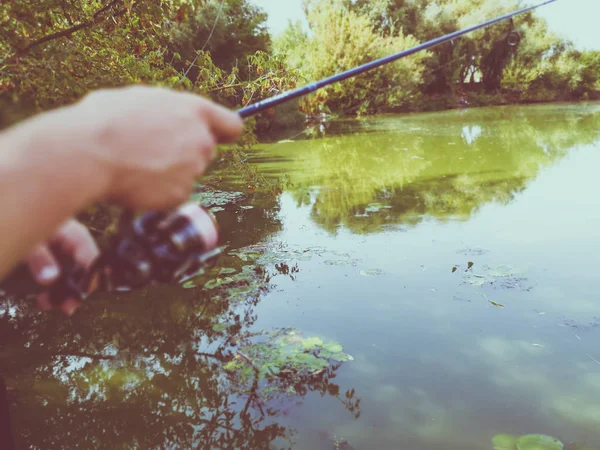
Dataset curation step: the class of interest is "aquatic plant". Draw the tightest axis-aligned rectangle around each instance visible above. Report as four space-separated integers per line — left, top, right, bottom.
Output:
492 433 565 450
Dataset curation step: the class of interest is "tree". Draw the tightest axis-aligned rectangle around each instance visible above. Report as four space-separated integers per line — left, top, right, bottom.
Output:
340 0 597 98
0 0 298 131
167 0 271 76
274 0 429 115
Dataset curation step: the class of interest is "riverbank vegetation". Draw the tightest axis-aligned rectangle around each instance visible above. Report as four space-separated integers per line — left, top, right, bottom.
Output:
2 0 598 132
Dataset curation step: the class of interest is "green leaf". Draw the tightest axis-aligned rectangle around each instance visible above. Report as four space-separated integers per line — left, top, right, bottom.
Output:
302 337 324 350
487 264 519 277
360 269 385 276
492 434 517 450
516 434 563 450
323 342 343 353
294 353 329 371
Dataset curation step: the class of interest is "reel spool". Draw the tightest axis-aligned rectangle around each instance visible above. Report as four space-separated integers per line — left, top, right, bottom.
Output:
46 202 223 306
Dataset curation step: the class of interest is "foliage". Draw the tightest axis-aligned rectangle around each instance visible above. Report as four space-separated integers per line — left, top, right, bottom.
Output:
275 0 599 114
167 0 271 74
0 0 301 133
274 0 429 115
503 49 600 102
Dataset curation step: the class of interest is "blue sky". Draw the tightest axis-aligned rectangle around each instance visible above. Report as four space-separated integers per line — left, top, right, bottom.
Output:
250 0 600 50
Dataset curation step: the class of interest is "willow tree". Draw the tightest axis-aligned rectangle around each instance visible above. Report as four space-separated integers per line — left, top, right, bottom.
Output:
336 0 596 97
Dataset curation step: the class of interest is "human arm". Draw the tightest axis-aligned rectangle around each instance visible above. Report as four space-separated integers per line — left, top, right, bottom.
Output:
0 85 243 280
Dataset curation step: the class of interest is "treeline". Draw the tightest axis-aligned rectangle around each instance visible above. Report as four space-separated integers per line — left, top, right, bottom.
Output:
1 0 599 132
274 0 600 115
0 0 302 138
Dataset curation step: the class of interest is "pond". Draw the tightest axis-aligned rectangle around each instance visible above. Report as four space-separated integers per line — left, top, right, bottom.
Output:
1 102 600 450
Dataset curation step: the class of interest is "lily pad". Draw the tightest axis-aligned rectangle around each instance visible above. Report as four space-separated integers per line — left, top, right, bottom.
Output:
294 353 330 371
493 434 518 450
302 337 324 350
323 342 344 353
517 434 563 450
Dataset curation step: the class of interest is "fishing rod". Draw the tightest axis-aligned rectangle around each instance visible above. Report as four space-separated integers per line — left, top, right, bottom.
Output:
1 0 558 308
238 0 558 118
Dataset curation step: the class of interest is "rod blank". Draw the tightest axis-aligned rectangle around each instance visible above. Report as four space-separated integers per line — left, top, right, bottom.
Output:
237 0 558 118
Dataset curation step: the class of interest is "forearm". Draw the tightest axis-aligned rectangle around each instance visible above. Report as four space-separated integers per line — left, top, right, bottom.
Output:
0 107 109 278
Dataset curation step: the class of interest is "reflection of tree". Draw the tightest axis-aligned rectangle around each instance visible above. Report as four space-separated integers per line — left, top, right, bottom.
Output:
0 217 359 449
263 105 600 234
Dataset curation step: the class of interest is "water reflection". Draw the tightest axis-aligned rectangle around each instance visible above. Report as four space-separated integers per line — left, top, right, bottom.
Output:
0 190 360 449
251 103 600 235
2 103 600 450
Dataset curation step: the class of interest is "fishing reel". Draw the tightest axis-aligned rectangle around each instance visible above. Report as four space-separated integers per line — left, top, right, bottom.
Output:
45 202 223 306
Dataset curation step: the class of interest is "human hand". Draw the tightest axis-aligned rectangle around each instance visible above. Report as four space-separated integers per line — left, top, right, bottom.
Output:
23 220 99 317
65 85 243 210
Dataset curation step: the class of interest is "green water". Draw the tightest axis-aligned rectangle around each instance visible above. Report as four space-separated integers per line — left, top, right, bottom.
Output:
2 102 600 449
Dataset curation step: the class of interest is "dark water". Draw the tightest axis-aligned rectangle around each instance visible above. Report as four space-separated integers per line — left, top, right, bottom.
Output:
1 102 600 449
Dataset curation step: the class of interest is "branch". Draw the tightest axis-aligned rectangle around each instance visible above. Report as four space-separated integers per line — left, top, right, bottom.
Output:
20 0 125 54
56 351 116 361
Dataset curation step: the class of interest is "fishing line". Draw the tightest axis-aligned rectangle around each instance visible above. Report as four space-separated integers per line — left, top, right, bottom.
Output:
181 0 226 82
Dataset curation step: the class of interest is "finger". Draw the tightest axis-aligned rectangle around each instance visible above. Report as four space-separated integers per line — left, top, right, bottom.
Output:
60 298 83 317
37 293 82 317
191 123 217 168
52 220 100 269
196 99 244 144
176 203 220 250
24 244 60 286
36 292 54 311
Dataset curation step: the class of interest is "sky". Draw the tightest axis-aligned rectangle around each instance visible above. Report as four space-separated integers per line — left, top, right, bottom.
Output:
250 0 600 50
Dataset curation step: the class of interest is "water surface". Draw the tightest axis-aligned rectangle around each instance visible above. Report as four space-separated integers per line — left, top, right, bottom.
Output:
2 102 600 449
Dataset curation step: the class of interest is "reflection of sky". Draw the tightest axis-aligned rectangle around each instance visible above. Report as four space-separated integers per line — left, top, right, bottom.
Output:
250 106 600 449
461 125 483 145
250 0 600 50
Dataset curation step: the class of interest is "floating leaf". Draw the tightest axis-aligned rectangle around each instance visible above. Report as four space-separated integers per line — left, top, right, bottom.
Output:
487 264 519 277
468 277 486 286
360 269 385 276
182 281 197 289
452 266 457 273
468 262 474 269
219 268 237 275
323 342 343 353
489 301 505 308
493 434 518 450
327 352 353 362
294 353 329 371
516 434 563 450
325 260 351 266
302 337 324 350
